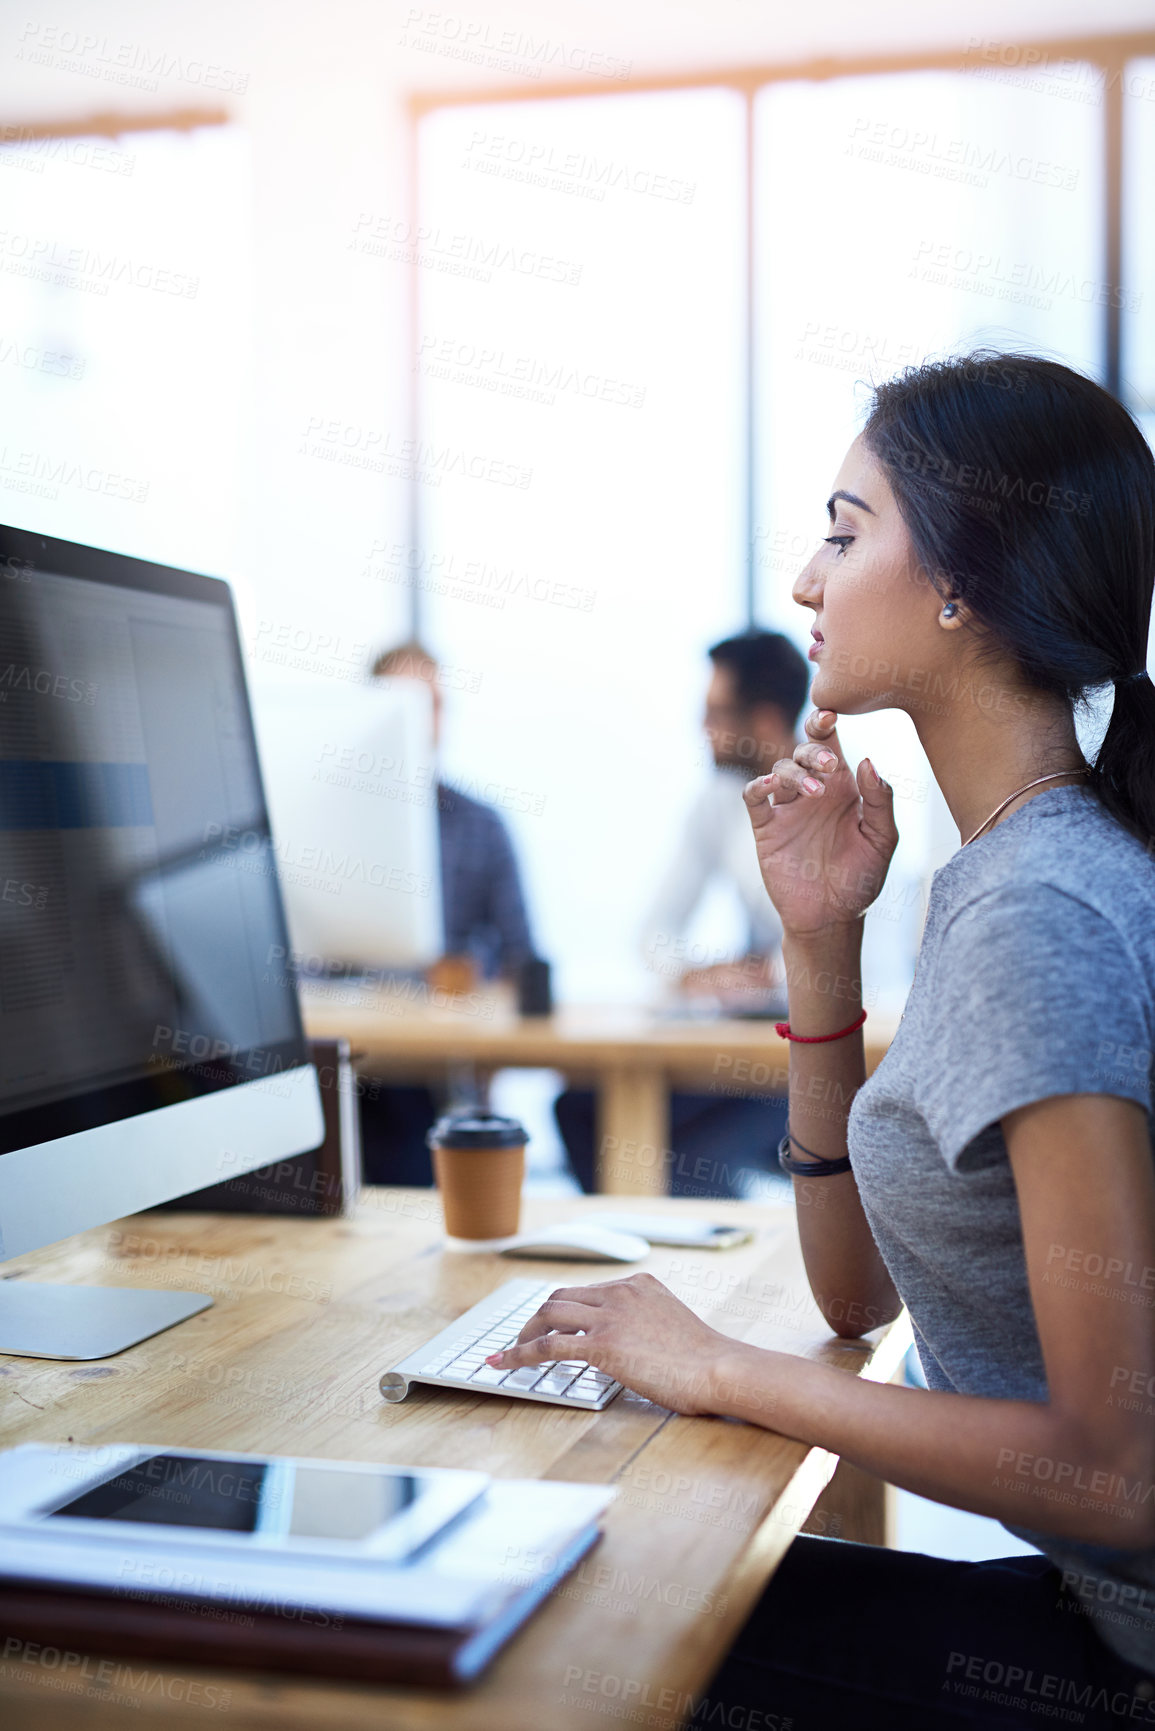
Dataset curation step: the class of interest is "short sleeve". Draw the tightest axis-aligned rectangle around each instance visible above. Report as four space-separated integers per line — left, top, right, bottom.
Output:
914 884 1153 1171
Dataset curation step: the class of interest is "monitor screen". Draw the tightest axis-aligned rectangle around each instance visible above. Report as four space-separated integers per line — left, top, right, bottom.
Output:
0 529 309 1157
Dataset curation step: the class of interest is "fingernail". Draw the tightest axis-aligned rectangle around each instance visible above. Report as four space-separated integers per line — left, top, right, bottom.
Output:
486 1353 505 1365
819 710 835 724
762 774 776 785
818 751 836 768
803 776 823 794
863 757 880 785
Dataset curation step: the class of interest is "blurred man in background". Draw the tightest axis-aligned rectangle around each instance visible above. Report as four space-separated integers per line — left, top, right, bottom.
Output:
641 629 808 1002
556 629 809 1198
371 642 535 980
360 640 537 1183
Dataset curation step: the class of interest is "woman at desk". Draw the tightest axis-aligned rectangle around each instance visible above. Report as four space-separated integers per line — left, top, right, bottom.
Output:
488 353 1155 1726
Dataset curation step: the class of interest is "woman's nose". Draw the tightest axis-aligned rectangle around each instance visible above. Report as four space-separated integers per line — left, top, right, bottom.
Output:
792 556 822 610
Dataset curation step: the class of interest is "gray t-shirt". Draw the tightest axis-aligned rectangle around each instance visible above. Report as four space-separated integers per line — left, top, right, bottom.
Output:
850 784 1155 1671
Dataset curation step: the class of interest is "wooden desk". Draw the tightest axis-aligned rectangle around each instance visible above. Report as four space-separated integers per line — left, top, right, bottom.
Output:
0 1191 910 1731
303 987 897 1194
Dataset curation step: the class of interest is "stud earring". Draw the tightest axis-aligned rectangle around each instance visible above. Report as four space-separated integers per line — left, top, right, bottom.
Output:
942 601 959 619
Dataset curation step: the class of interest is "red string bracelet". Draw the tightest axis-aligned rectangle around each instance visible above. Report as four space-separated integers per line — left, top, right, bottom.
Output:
774 1008 867 1044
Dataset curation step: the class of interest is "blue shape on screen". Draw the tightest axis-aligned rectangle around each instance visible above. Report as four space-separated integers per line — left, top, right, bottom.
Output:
0 761 154 828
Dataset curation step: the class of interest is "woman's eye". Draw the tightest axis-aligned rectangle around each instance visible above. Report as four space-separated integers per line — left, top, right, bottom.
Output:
824 535 854 556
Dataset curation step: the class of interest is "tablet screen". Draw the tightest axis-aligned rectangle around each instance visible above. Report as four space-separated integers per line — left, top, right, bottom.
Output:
47 1453 422 1543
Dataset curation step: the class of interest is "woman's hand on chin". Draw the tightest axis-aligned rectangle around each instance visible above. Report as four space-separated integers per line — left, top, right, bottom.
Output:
485 1272 769 1418
742 707 899 937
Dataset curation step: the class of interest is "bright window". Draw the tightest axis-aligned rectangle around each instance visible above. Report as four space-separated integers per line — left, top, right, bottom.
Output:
1123 58 1155 454
416 90 747 1000
754 66 1105 992
0 125 251 580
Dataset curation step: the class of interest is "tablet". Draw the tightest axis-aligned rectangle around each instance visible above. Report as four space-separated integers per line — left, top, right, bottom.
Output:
6 1444 488 1566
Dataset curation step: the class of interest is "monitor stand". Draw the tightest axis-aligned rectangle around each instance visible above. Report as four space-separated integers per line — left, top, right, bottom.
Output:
0 1284 213 1360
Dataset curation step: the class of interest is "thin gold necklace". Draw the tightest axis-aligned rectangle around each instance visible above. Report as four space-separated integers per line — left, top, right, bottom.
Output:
961 768 1089 848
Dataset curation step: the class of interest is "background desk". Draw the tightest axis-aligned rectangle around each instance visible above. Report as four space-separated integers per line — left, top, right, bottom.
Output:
303 987 898 1193
0 1191 909 1731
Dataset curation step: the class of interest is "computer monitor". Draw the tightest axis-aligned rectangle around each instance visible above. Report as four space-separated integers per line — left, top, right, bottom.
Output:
0 526 324 1359
251 681 443 972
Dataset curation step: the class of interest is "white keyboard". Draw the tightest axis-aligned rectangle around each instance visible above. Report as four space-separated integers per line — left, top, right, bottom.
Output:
378 1278 623 1409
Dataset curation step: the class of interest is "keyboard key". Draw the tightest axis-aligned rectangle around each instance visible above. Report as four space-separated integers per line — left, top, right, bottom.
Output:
501 1367 546 1391
469 1365 510 1386
572 1372 613 1394
535 1369 580 1395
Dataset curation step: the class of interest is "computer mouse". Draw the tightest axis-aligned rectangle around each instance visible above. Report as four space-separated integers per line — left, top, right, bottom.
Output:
500 1223 650 1263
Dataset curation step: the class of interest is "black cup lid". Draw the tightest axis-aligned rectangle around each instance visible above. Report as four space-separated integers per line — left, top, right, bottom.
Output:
427 1112 527 1150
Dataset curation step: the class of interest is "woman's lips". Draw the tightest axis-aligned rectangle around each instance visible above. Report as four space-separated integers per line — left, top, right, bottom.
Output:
808 631 824 661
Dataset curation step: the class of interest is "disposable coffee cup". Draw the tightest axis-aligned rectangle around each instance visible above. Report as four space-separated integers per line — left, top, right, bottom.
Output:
427 1112 526 1242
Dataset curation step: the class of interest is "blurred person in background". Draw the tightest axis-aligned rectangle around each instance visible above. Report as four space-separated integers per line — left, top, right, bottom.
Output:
359 640 537 1184
641 629 809 1002
555 629 809 1198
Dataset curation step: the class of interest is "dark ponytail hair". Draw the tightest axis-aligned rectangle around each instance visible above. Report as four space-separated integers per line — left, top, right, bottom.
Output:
863 352 1155 850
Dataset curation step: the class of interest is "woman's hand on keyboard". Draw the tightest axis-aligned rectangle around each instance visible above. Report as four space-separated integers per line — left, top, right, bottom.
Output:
486 1273 769 1417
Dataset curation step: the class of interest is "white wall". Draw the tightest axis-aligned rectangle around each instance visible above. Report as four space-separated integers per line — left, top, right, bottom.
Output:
1 2 419 673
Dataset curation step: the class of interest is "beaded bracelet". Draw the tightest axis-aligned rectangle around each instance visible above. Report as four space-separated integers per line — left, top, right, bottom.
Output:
777 1132 853 1179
